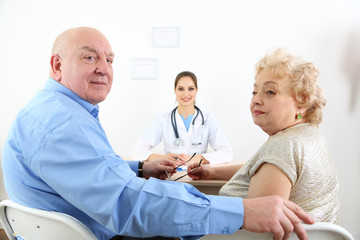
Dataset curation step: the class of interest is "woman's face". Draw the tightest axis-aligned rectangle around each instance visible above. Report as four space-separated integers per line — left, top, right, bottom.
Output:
250 69 302 135
175 76 198 107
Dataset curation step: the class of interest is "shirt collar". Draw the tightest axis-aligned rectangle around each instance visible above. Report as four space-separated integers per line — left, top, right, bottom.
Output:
44 77 99 118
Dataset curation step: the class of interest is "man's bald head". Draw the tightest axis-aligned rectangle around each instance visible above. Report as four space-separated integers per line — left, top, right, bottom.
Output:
49 27 114 105
51 27 108 57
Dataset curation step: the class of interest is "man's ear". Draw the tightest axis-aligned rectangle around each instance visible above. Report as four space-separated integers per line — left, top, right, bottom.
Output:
49 54 62 81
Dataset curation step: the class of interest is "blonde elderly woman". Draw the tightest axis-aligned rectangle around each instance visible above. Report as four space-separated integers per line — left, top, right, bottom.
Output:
188 48 340 223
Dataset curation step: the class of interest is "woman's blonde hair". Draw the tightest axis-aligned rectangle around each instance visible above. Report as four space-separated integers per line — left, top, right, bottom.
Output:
255 48 326 126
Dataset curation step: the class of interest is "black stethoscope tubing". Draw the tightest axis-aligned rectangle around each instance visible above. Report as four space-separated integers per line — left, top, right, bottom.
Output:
171 105 204 140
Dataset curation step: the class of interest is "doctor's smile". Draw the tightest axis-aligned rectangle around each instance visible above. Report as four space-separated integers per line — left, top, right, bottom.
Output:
181 98 192 102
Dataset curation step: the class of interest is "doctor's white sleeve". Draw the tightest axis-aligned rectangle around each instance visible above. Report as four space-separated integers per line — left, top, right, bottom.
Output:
129 116 163 160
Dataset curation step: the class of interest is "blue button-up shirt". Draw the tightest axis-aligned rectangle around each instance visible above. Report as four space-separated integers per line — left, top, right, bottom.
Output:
2 78 244 240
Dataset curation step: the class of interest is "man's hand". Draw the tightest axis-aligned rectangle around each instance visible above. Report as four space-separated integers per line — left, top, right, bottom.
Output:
242 196 315 240
142 159 177 180
147 153 183 164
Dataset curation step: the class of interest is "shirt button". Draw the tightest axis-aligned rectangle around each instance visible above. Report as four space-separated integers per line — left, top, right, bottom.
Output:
222 227 228 234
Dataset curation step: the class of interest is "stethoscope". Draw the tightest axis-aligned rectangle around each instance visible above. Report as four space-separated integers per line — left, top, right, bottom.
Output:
171 105 204 146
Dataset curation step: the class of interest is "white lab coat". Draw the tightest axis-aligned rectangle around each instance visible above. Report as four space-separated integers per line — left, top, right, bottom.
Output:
130 108 233 165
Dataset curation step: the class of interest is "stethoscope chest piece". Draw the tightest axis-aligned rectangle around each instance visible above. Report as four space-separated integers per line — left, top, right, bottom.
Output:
174 138 184 146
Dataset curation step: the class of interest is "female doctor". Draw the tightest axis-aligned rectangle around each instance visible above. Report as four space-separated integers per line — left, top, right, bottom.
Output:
130 71 233 166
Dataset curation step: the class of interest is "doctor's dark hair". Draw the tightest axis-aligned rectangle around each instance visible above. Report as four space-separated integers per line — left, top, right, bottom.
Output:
174 71 198 89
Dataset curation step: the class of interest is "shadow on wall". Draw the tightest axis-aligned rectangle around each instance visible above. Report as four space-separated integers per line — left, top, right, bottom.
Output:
342 29 360 113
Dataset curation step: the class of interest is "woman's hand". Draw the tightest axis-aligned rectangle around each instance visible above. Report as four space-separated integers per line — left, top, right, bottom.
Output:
187 162 243 180
187 163 213 180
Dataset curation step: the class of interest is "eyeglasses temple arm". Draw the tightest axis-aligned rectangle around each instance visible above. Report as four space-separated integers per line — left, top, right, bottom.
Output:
173 159 203 181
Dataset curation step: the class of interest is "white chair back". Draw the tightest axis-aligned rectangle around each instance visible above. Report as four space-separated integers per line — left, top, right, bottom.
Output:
200 222 355 240
0 199 97 240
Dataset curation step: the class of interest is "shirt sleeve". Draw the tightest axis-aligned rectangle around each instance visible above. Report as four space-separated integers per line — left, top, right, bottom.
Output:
202 113 233 165
32 116 244 238
248 138 298 186
126 160 139 175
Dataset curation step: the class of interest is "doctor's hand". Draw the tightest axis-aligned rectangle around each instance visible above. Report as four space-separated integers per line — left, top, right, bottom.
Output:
179 153 209 166
147 153 183 164
142 160 177 180
187 163 214 180
242 196 314 240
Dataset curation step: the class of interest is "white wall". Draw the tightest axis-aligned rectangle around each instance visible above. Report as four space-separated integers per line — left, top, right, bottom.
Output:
1 0 359 238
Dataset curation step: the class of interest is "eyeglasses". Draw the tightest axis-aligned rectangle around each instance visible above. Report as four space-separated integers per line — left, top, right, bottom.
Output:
165 153 195 180
166 159 203 181
173 159 203 181
173 153 196 171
